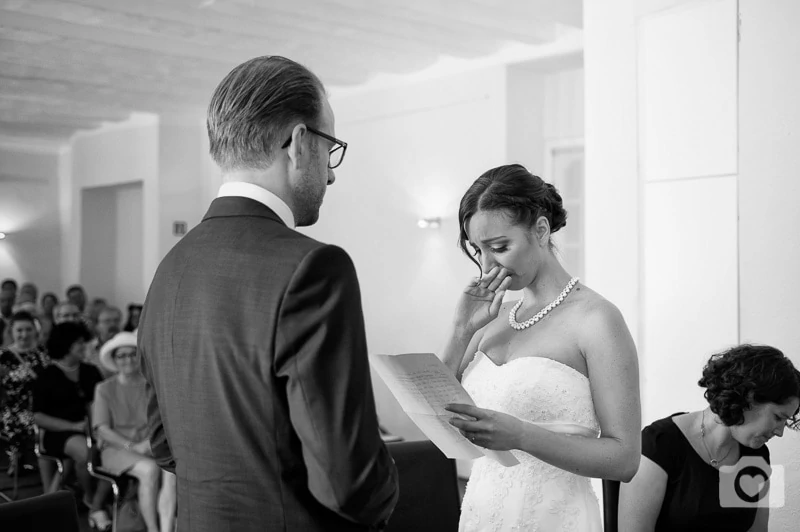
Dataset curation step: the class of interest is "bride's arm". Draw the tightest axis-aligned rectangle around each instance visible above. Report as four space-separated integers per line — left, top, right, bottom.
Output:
438 266 511 381
520 300 640 481
439 325 484 382
448 299 641 482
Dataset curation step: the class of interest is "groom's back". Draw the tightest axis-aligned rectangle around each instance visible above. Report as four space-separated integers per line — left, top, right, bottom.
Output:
139 198 384 531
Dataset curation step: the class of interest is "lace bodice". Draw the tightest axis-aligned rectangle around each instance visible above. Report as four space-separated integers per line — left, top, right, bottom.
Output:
459 351 602 531
463 351 600 433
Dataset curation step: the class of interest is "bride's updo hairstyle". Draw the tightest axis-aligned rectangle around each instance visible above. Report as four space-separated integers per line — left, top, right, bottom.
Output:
699 344 800 429
458 164 567 269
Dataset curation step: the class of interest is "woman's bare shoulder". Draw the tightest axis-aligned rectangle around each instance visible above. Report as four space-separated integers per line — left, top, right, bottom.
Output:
571 284 622 318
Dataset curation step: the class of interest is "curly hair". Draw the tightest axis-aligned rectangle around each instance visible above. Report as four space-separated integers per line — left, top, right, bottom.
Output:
46 321 92 361
699 344 800 429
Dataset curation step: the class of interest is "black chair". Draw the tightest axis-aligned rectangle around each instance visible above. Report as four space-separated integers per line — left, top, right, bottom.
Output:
602 479 621 532
0 435 20 502
385 440 460 532
0 491 81 532
86 432 129 532
32 425 72 494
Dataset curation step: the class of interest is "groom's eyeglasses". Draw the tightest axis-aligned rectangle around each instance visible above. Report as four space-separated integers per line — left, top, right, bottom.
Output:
281 126 348 169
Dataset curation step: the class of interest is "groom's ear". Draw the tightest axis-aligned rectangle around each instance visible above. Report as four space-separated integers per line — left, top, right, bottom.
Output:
285 123 309 171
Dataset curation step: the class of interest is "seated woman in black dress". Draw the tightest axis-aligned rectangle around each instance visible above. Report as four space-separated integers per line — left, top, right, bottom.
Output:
32 322 112 530
619 344 800 531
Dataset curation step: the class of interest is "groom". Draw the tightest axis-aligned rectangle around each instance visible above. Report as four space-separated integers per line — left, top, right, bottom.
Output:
138 56 399 531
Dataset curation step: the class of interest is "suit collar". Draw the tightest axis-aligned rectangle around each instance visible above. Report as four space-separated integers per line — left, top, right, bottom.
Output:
216 182 295 228
202 196 287 226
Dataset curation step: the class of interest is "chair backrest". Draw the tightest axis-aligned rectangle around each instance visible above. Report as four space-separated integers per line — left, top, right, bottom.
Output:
86 432 103 472
32 424 47 457
384 440 461 532
602 479 621 532
0 491 81 532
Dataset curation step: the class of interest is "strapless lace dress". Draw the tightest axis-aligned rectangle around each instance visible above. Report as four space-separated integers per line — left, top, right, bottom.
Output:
459 351 602 532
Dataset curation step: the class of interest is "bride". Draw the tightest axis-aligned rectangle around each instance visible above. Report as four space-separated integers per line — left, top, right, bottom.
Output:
441 164 641 531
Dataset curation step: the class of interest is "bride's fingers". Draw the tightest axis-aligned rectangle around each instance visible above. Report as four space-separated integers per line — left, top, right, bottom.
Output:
486 268 509 292
478 266 498 288
489 277 513 315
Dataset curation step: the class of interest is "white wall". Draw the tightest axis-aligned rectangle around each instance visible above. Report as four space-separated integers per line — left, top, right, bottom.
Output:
78 182 144 307
638 0 740 423
68 114 159 303
543 67 585 142
80 185 117 302
0 145 62 294
114 183 144 307
66 112 213 306
157 118 212 260
583 0 641 349
739 0 800 526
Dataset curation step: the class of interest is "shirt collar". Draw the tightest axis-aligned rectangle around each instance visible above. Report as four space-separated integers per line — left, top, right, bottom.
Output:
216 182 295 228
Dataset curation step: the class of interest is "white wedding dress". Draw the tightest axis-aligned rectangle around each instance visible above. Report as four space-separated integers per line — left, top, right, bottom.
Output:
459 351 603 532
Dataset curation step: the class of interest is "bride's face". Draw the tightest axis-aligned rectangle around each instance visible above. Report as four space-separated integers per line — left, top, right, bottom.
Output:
466 210 543 290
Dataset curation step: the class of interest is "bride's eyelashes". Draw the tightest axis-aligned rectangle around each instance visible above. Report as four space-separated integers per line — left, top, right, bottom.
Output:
469 244 508 256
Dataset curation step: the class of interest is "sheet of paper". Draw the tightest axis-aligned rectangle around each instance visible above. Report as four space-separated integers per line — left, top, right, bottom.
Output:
371 353 519 467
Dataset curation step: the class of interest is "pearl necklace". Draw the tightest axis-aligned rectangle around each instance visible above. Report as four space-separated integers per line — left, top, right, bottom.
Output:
508 277 580 331
700 410 733 468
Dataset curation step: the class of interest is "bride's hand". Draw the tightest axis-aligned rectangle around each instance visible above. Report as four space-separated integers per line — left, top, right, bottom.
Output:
445 403 525 451
453 267 512 333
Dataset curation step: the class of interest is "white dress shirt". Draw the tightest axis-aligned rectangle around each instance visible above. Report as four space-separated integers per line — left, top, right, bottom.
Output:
217 182 295 229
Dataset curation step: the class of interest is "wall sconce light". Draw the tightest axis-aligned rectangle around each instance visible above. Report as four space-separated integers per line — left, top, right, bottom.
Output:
0 232 6 240
417 217 441 229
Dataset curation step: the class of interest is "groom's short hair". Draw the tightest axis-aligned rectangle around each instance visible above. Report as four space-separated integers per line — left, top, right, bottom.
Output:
207 56 326 172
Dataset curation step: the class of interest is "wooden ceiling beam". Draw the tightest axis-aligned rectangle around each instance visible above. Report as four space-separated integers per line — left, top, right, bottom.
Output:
0 120 90 136
0 101 131 123
0 9 248 64
0 39 229 87
58 0 438 57
328 0 556 45
211 0 498 57
0 75 209 110
464 0 582 28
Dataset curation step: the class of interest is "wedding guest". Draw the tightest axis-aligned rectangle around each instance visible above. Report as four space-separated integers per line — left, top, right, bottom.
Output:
123 304 142 333
0 311 49 475
41 293 58 318
17 282 38 307
0 288 14 346
32 322 111 530
94 332 176 532
87 306 122 378
65 284 87 314
87 298 108 330
619 344 800 531
39 292 59 342
1 278 18 299
54 302 82 325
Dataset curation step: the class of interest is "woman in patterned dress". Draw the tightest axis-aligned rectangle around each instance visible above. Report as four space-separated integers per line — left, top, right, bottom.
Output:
0 311 49 474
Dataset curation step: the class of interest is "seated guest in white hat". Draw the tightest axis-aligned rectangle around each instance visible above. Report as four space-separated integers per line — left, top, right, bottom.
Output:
93 332 176 532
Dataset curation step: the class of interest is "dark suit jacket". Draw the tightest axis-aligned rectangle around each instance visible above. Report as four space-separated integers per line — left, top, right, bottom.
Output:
138 196 399 531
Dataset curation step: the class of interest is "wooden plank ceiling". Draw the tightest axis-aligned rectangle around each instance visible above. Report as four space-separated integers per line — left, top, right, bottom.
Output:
0 0 581 144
